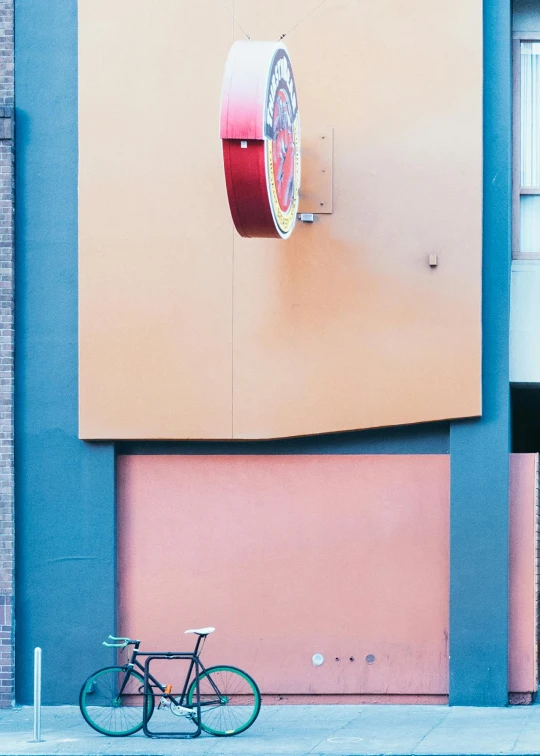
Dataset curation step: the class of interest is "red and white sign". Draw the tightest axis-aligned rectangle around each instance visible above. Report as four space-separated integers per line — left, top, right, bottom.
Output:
221 41 301 239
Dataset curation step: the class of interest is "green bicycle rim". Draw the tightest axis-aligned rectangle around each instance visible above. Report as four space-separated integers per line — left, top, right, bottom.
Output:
79 666 153 737
187 665 261 736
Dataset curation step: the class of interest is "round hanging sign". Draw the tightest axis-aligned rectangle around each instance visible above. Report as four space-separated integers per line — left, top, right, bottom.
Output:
220 41 301 239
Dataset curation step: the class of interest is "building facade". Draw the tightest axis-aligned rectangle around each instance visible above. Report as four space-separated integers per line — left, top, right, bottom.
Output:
0 0 13 709
5 0 540 708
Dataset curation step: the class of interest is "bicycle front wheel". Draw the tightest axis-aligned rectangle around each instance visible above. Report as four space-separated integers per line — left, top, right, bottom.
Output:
187 665 261 736
79 666 154 736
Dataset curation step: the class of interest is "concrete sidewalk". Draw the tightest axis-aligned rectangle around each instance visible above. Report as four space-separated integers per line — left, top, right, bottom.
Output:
2 704 540 756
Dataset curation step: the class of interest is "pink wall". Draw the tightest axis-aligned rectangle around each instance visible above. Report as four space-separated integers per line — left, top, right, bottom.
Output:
118 454 539 698
509 454 538 693
118 455 450 696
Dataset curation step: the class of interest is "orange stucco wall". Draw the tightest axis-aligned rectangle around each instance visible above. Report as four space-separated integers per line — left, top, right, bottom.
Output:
118 454 538 698
78 0 482 440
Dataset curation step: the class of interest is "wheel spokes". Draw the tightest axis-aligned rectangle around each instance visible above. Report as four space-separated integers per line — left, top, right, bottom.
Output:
190 667 259 735
81 668 152 736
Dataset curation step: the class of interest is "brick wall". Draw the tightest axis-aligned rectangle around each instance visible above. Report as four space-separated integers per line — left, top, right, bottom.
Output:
0 0 14 708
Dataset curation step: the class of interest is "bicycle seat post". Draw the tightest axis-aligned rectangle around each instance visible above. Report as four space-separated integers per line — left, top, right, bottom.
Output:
193 634 203 657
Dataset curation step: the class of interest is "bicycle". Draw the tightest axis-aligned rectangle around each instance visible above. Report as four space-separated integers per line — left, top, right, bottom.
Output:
79 627 261 738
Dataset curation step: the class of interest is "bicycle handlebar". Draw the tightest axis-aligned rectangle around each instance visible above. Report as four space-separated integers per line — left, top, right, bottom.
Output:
102 634 140 649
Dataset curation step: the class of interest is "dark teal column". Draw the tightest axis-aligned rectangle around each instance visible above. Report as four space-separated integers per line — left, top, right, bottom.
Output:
449 0 512 706
15 0 116 703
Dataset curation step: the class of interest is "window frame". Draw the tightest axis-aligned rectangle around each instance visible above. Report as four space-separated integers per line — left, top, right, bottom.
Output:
513 32 540 259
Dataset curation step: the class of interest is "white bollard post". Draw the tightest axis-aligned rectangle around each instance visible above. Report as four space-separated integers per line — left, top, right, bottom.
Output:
33 647 42 742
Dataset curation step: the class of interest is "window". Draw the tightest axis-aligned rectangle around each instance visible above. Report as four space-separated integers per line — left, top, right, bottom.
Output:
514 38 540 258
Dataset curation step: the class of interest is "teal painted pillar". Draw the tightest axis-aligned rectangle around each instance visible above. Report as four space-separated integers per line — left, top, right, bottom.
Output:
15 0 117 703
449 0 512 706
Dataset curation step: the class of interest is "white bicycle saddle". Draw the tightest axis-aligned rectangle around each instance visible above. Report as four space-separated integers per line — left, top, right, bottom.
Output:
184 627 215 636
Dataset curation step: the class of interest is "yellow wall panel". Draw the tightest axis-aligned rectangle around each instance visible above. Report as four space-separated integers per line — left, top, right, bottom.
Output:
79 0 482 440
232 0 482 437
78 1 234 439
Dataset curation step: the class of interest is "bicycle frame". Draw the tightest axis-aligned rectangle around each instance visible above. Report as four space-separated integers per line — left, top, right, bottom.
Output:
117 635 222 709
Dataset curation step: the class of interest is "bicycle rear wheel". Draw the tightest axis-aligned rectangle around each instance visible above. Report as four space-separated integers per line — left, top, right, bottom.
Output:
79 666 154 736
187 665 261 736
